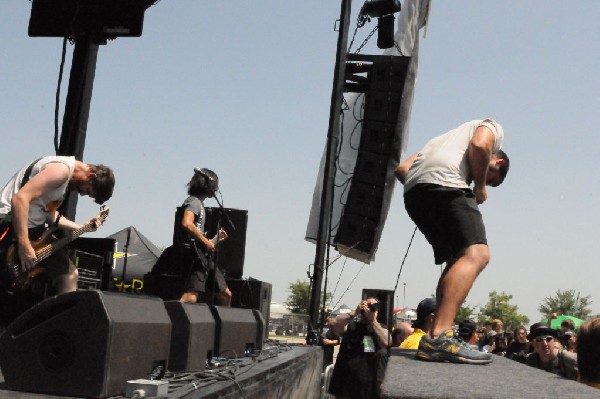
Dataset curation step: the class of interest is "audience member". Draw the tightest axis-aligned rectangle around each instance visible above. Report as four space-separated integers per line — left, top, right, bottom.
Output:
525 322 577 380
400 298 436 350
391 322 413 347
458 319 480 349
505 325 530 363
489 318 508 355
322 317 341 369
576 318 600 389
478 320 493 351
328 298 389 398
559 319 576 351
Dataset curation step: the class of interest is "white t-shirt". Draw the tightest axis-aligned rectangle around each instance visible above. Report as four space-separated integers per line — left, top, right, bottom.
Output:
0 156 76 227
403 119 504 192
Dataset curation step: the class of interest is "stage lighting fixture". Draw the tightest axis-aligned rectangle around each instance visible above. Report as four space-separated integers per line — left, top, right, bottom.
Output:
359 0 401 50
377 14 395 49
360 0 401 19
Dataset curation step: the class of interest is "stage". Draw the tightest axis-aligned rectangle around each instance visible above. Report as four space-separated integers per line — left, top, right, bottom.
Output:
0 341 322 399
382 348 600 398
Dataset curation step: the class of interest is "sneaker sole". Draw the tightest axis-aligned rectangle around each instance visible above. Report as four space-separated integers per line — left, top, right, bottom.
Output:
416 350 493 365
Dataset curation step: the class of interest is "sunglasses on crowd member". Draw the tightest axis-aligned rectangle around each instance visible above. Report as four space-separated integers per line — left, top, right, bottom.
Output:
534 336 554 343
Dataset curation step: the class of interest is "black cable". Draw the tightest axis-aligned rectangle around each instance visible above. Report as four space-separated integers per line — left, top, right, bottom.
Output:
54 37 68 153
391 226 418 301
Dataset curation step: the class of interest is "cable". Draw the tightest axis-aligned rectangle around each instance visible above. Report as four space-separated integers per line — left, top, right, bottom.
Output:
54 37 68 153
391 226 418 300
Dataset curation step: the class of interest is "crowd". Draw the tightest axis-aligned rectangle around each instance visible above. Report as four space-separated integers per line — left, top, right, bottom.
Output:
322 297 600 398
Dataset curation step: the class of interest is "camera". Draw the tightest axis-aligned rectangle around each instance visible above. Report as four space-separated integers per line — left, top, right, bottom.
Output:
367 302 380 312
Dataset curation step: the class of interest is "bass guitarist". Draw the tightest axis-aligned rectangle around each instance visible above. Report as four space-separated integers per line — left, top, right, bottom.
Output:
0 156 115 295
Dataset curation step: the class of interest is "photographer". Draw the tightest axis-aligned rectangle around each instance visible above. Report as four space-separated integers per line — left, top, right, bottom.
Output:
328 298 389 399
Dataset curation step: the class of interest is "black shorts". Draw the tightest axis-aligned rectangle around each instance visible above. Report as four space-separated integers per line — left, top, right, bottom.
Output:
404 184 487 264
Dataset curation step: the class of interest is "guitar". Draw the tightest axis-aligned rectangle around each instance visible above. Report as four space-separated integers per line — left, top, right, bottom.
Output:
3 207 109 293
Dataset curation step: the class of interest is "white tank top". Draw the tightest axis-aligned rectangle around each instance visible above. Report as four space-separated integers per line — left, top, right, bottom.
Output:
0 156 76 227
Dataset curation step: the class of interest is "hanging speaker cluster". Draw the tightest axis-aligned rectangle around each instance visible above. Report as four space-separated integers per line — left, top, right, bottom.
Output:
28 0 148 38
335 54 410 262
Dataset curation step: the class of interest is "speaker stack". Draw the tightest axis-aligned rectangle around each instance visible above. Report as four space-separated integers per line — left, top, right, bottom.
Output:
209 306 262 359
0 290 171 398
226 278 272 338
205 207 248 279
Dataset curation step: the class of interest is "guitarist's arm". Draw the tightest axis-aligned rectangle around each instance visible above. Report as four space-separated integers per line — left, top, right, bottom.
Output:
181 210 215 252
11 163 71 271
48 210 100 232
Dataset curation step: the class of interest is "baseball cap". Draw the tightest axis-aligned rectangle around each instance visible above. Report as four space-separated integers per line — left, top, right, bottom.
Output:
416 297 437 322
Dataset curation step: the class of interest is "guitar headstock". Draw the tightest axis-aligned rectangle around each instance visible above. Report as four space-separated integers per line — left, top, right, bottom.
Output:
96 206 110 226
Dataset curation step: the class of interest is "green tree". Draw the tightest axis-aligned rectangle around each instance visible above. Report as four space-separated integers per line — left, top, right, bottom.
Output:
282 279 331 315
285 280 314 314
538 289 592 320
478 291 529 330
455 303 478 324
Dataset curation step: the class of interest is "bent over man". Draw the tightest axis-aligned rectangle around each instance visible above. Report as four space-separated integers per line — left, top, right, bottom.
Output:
0 156 114 294
395 119 509 364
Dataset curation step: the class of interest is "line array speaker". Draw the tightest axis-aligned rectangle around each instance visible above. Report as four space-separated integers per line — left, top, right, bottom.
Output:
336 55 410 262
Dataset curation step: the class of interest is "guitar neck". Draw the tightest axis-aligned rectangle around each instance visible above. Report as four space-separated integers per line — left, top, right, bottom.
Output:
35 222 95 264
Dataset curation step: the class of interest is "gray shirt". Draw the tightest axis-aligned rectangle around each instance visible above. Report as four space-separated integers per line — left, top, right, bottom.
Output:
404 119 504 193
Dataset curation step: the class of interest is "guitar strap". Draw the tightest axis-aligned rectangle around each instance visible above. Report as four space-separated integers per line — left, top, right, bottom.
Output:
0 158 42 252
20 158 42 189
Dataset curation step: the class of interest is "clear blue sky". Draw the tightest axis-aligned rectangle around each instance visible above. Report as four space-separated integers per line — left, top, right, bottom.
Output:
2 1 599 324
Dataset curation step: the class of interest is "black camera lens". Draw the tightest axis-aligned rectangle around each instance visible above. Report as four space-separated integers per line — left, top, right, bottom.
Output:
367 302 380 311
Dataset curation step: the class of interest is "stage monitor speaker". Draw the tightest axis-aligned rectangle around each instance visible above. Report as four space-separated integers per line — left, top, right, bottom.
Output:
252 309 266 350
226 278 271 339
71 237 116 290
0 290 171 398
205 208 247 279
209 306 258 358
74 250 105 290
29 0 146 38
164 301 215 371
362 288 394 330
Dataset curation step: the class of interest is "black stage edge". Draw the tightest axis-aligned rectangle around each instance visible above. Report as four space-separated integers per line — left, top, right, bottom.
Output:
0 340 322 399
382 348 600 398
171 346 322 399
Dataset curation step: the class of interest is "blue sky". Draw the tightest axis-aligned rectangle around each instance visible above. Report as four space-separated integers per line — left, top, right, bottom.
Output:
2 1 599 324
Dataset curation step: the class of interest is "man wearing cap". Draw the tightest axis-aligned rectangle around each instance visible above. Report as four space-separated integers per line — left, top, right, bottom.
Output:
400 297 436 349
525 322 577 379
396 119 509 364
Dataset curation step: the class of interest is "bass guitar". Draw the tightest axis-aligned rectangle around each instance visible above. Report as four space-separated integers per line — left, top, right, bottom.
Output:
3 206 109 293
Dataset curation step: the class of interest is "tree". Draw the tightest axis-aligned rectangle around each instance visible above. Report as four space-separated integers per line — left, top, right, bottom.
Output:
285 279 331 315
478 291 529 330
455 303 478 324
538 289 592 320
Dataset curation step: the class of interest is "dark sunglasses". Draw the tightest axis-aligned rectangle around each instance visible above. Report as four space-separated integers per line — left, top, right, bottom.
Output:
535 336 554 343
